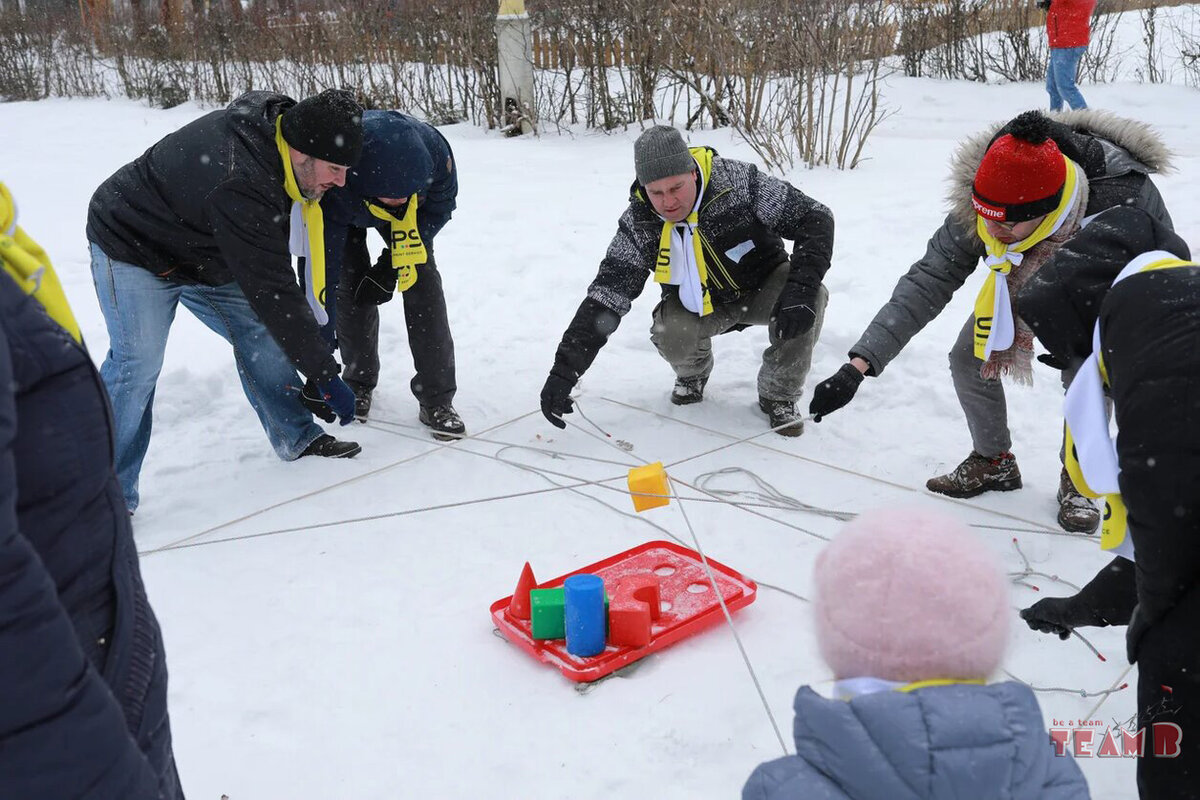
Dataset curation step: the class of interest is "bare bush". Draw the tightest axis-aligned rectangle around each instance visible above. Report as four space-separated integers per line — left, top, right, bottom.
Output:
1081 0 1131 82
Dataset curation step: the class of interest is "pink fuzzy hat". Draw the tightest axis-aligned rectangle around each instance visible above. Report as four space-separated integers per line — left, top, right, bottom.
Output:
814 507 1009 682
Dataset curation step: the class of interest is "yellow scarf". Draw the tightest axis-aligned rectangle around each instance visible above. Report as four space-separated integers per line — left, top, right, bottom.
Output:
972 157 1080 361
897 678 985 693
0 182 81 344
275 117 328 326
366 195 425 292
1064 252 1197 558
652 147 714 317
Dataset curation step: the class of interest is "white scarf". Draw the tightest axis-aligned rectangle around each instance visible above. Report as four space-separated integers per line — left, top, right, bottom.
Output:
659 169 707 314
1063 249 1194 561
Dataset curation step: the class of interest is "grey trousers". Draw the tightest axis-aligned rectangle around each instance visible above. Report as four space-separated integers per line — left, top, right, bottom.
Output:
649 262 828 402
948 315 1080 459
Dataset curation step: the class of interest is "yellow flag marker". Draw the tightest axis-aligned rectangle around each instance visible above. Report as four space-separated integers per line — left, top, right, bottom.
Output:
628 462 670 512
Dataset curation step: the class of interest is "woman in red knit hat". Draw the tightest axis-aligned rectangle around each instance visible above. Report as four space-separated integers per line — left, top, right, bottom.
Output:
807 109 1174 533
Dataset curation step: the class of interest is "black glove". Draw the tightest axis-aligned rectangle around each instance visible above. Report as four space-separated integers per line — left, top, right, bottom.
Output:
808 363 865 422
299 378 338 423
1036 352 1069 370
770 280 820 340
540 371 576 429
1037 0 1051 9
354 263 400 306
1020 595 1108 640
315 376 356 426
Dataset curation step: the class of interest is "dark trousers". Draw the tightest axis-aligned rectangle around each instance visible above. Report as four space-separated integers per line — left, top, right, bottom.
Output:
1135 580 1200 799
335 227 457 408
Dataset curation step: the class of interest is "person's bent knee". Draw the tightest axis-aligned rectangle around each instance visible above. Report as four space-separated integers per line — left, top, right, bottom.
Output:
651 317 702 362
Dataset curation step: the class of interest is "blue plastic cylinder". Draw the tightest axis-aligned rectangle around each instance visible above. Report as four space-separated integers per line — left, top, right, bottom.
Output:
564 573 606 657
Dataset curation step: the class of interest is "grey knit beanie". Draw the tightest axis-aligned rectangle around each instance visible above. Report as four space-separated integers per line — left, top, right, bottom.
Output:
634 126 695 186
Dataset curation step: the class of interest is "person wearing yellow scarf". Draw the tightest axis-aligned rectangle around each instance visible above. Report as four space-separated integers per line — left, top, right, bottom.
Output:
318 110 463 439
1014 206 1198 800
540 125 835 438
808 109 1175 536
745 507 1088 798
85 90 366 513
0 182 82 344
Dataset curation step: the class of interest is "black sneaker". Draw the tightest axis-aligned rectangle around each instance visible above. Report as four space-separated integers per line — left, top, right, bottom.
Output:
1057 468 1100 534
348 382 373 422
419 404 466 441
300 434 362 459
671 374 708 405
926 451 1022 498
758 397 804 437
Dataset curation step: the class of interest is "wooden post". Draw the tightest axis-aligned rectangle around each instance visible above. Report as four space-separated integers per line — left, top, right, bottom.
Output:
496 0 537 135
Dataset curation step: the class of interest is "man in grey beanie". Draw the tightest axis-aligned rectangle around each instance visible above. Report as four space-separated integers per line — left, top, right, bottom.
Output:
540 124 835 435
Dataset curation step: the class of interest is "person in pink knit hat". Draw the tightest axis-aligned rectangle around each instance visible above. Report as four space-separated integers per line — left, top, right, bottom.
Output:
743 507 1089 800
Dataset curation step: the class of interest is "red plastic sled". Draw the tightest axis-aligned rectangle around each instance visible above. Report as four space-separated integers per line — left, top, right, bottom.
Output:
490 540 757 682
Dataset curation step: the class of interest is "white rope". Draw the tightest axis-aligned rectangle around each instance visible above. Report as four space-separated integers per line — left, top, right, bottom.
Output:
671 476 790 756
693 467 855 522
139 409 539 556
1083 663 1136 722
151 480 603 552
597 395 1093 541
1010 538 1082 591
1003 668 1131 699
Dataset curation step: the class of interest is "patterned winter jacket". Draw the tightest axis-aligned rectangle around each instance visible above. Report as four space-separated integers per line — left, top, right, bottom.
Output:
743 682 1090 800
849 110 1173 376
551 149 833 381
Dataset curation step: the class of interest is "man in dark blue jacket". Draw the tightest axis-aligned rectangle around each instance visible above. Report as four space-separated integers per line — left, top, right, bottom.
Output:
319 110 462 439
2 189 183 798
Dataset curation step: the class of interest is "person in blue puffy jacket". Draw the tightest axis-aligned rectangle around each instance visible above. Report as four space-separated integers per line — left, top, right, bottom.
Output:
743 507 1089 800
1 185 183 798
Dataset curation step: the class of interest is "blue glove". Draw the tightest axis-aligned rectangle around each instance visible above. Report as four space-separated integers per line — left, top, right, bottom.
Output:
315 376 356 426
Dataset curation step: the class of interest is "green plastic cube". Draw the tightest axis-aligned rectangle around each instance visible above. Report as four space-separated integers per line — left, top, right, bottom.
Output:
529 586 610 641
530 587 565 640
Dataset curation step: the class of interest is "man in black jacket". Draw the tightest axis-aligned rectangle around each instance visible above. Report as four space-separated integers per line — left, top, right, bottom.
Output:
87 90 364 514
1016 206 1198 799
540 125 834 436
2 185 182 798
319 110 463 439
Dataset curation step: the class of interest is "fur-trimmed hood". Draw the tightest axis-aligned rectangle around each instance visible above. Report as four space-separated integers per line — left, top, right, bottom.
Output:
947 109 1173 227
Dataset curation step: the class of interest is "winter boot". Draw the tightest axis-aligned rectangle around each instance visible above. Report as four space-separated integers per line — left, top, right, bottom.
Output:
1057 468 1100 534
758 397 804 437
671 374 708 405
348 381 373 422
419 404 466 441
300 434 362 459
926 450 1022 498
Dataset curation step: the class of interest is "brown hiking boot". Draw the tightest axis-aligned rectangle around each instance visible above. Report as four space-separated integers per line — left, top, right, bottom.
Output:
1057 468 1100 534
671 374 708 405
758 397 804 437
926 451 1022 498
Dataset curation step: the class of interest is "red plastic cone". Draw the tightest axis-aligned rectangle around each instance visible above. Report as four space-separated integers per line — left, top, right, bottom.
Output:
507 562 537 620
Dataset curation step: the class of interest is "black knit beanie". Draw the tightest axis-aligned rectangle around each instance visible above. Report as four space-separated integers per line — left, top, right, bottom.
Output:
280 89 364 166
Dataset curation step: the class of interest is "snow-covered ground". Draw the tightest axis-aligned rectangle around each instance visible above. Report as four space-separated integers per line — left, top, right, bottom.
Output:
4 27 1200 800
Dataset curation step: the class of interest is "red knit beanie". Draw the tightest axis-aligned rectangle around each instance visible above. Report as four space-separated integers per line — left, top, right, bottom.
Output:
972 111 1066 223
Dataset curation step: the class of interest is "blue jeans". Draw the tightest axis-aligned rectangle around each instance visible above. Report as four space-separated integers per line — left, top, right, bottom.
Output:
1047 46 1087 111
89 242 323 511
